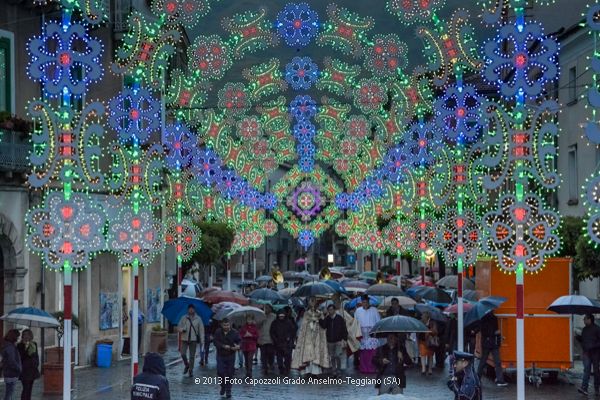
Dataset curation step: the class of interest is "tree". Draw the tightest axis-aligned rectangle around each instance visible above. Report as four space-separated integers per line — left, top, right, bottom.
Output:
574 234 600 281
558 216 585 257
188 222 235 275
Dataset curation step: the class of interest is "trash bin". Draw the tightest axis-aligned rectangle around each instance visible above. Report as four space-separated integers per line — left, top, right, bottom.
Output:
96 343 112 368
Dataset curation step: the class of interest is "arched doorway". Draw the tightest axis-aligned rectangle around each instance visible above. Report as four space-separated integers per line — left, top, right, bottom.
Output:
0 212 25 338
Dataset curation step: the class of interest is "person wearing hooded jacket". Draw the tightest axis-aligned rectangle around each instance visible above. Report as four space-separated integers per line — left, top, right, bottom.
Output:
131 352 170 400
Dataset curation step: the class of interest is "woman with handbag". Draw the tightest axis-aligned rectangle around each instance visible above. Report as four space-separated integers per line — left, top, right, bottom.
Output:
178 305 204 378
17 329 40 400
418 312 438 375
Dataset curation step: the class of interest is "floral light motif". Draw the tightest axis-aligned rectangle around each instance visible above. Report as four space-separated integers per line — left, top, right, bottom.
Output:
218 83 250 118
165 216 201 262
438 208 480 265
483 21 559 99
285 56 319 90
318 4 374 56
354 79 387 114
162 124 197 169
483 194 559 272
288 181 324 222
290 95 317 121
108 87 160 145
191 148 222 187
365 34 407 78
152 0 210 28
109 206 163 266
316 57 360 97
165 69 207 127
404 121 443 167
27 191 107 270
382 145 411 185
276 2 320 48
28 100 105 190
243 59 286 100
298 230 315 249
386 0 445 25
188 35 232 81
28 22 103 97
434 83 481 143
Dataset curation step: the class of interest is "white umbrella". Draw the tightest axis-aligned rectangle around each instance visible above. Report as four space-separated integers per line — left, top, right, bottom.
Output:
0 307 60 328
225 306 266 325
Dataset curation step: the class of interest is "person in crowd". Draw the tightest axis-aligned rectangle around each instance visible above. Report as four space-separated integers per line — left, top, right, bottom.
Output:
319 303 348 377
200 318 214 367
213 318 241 399
270 309 297 375
240 315 259 378
291 297 330 375
386 298 408 317
177 305 204 378
258 304 276 375
418 312 438 375
131 352 170 400
447 351 482 400
1 329 21 400
373 333 413 395
283 282 289 289
436 314 448 369
476 313 507 387
445 313 458 355
354 294 381 373
341 304 362 371
17 329 39 400
577 314 600 395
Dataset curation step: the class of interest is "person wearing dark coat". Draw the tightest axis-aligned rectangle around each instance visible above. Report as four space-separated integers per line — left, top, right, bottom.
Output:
1 329 22 400
270 309 297 375
476 313 507 386
16 329 39 400
385 298 409 318
213 318 241 399
131 352 170 400
373 334 413 395
448 351 482 400
319 304 348 376
577 314 600 395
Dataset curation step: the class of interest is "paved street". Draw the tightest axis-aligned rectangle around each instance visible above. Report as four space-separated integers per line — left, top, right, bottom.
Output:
4 335 584 399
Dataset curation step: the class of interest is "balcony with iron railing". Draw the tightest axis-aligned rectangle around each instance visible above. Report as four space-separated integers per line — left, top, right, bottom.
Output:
0 130 31 173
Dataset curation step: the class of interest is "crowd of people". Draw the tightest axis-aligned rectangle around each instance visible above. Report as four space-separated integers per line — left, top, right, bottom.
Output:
130 291 508 399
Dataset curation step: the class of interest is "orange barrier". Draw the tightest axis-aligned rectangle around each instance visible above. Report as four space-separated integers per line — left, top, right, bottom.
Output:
475 258 573 371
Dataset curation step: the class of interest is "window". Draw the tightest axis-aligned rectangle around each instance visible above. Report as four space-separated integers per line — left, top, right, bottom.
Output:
568 66 577 105
0 37 10 113
568 144 579 205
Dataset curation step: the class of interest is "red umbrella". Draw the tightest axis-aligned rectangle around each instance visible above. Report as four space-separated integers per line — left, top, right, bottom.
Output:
200 287 221 297
202 290 249 305
444 303 474 314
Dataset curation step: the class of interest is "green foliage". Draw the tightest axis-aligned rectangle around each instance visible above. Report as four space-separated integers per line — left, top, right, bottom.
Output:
558 216 585 257
189 222 235 270
574 234 600 281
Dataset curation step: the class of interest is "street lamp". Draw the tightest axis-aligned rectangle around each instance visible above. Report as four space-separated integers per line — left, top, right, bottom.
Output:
424 248 435 285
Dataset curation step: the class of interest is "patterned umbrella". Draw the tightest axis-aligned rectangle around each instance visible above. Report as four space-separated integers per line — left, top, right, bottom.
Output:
202 290 249 305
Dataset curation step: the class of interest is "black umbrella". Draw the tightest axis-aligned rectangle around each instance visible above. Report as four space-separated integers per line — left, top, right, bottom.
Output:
369 316 429 337
366 283 405 297
407 286 452 304
415 304 448 322
292 282 337 298
547 295 600 315
463 290 479 302
249 288 286 304
464 296 507 327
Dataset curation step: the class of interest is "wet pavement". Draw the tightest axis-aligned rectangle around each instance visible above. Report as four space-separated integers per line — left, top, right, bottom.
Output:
6 335 586 399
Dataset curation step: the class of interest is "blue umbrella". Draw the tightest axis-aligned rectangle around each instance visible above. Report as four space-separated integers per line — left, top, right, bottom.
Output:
464 296 507 327
323 280 348 295
415 304 448 322
345 296 380 310
161 296 212 325
0 307 59 328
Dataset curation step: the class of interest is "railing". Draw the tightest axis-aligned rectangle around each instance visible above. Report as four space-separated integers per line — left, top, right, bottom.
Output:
0 130 31 172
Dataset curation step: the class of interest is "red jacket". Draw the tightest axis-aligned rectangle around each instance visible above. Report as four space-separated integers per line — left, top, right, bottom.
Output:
240 323 259 352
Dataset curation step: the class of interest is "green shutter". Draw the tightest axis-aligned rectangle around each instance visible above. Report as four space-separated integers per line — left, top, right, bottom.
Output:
0 37 10 113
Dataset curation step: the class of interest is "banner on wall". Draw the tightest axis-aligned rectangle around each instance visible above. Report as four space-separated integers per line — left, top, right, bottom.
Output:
100 292 119 330
146 288 161 323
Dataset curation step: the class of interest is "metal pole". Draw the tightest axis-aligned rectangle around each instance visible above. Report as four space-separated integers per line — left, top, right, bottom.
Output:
131 259 139 380
226 254 231 291
457 258 464 352
62 267 72 400
252 249 257 281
